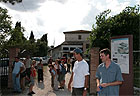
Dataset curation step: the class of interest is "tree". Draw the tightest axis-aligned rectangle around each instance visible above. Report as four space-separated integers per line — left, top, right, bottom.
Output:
7 21 26 47
0 0 22 5
89 5 140 51
0 7 12 57
37 40 48 57
29 31 35 43
24 40 37 57
41 33 48 44
35 34 48 57
0 7 12 47
24 33 48 57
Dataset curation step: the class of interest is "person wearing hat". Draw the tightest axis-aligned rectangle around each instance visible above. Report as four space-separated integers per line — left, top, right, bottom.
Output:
68 48 89 96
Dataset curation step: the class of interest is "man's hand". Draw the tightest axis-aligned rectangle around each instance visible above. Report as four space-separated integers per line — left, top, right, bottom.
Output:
96 84 100 91
100 83 108 87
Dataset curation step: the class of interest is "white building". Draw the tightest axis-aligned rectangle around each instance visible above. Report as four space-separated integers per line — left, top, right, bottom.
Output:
48 30 91 60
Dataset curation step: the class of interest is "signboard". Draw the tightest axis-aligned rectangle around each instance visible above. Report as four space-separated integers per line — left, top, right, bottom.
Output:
111 35 133 95
111 38 129 74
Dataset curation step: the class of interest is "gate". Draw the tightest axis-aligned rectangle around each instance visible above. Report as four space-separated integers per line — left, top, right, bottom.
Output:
0 58 9 88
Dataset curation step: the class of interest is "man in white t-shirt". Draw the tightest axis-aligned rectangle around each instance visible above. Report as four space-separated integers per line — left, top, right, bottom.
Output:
68 48 89 96
12 57 24 93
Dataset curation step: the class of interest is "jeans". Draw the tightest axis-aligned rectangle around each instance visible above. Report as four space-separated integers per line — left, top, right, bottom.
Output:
12 73 21 92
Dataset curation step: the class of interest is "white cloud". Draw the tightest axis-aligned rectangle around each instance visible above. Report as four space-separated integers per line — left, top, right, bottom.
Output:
36 0 92 46
0 0 136 46
136 0 140 5
106 0 130 15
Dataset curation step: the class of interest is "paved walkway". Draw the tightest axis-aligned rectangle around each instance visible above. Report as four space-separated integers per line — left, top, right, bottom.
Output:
1 66 71 96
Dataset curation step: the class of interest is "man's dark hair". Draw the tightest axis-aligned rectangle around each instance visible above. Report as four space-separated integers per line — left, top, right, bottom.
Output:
99 48 111 59
15 56 20 59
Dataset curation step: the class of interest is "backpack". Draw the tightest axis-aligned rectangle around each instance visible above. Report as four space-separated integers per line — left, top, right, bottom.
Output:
60 64 67 74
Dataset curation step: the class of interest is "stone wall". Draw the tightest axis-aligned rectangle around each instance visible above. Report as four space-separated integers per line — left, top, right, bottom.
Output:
65 33 90 41
89 47 99 95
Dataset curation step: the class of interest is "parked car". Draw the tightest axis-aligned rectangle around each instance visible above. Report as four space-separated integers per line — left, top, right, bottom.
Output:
31 57 48 66
41 57 49 65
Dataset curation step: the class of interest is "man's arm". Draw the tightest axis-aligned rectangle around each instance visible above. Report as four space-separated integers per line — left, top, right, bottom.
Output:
68 72 74 91
101 81 123 87
84 75 89 88
16 66 24 77
96 78 100 91
83 75 89 96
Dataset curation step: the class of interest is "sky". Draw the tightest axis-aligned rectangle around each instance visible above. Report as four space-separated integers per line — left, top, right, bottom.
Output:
0 0 139 46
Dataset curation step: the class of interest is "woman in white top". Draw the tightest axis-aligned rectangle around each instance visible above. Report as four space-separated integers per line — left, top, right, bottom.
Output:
54 59 61 75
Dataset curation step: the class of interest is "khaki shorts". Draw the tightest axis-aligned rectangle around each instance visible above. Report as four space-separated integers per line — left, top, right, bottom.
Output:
30 76 35 86
58 74 65 82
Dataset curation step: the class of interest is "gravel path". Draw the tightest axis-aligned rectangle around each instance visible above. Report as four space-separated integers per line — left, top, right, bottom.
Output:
33 66 71 96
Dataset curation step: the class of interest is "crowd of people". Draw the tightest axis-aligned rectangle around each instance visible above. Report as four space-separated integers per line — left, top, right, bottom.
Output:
48 59 67 91
12 54 73 96
11 48 123 96
12 55 44 95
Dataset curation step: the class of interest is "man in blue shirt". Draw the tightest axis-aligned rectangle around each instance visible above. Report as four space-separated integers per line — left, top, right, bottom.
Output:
96 48 123 96
12 57 24 93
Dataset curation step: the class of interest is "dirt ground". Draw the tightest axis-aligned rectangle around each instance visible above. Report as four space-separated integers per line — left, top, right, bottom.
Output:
1 66 71 96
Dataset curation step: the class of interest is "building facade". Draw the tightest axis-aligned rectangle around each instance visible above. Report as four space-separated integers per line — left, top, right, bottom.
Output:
48 30 91 60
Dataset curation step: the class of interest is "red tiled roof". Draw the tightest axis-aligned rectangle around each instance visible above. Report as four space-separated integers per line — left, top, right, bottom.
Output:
63 30 91 34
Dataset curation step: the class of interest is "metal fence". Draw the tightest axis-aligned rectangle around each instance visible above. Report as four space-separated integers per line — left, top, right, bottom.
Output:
0 58 9 88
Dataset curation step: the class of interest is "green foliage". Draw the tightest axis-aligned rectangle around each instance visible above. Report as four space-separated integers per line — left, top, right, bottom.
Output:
133 64 140 87
36 33 48 56
7 21 26 47
0 0 22 5
23 40 37 56
41 33 48 44
35 34 48 57
0 7 12 57
89 5 140 50
0 7 49 57
29 31 35 43
0 7 12 46
24 33 48 57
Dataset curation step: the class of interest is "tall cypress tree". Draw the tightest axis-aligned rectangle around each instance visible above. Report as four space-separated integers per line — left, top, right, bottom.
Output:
7 21 26 46
41 33 48 45
29 31 35 43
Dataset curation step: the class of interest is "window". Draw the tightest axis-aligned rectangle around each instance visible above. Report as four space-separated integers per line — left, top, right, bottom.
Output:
78 35 82 40
63 47 69 50
70 47 75 51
